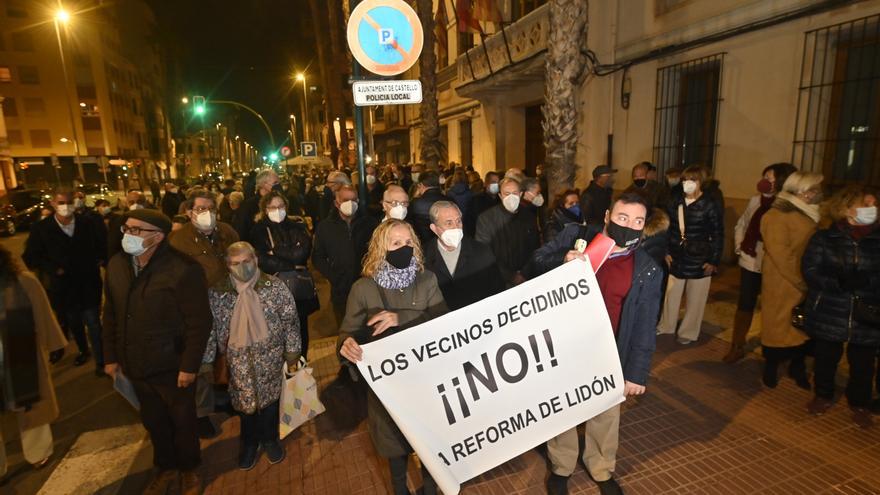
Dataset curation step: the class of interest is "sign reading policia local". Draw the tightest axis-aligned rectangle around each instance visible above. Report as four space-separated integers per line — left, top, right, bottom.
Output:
347 0 424 77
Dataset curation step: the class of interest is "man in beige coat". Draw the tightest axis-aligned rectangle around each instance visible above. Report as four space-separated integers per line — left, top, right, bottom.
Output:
0 254 67 477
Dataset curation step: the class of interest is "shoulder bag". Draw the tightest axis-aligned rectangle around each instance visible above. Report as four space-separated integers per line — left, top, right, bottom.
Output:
678 204 712 260
267 227 319 310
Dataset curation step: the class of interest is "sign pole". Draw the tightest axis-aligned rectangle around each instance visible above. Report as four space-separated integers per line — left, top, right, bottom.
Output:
352 0 368 211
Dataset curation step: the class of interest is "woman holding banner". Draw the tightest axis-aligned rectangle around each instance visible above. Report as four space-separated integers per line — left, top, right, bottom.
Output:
339 219 447 495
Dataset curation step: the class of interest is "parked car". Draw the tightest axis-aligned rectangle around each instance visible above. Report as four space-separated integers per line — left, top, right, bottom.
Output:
79 183 113 207
2 189 51 231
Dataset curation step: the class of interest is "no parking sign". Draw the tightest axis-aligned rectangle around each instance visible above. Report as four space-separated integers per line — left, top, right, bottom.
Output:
347 0 424 77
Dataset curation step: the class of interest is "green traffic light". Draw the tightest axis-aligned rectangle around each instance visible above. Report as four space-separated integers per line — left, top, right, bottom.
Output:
269 153 279 161
194 106 205 115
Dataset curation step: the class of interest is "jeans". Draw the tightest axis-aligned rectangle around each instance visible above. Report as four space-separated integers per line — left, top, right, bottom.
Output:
66 306 103 365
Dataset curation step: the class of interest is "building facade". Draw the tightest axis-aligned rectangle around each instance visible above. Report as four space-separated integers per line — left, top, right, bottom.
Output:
0 0 173 192
394 0 878 257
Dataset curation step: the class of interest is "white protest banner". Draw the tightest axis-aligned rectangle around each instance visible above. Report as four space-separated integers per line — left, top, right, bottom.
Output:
356 259 625 494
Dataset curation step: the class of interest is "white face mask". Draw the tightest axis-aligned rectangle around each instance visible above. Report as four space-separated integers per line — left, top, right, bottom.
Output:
439 228 464 249
530 193 545 207
99 206 112 216
389 204 407 220
855 206 877 225
502 194 521 213
487 183 500 195
268 209 286 223
366 175 376 185
682 180 698 195
439 176 447 185
55 204 73 218
122 233 151 256
411 172 420 183
339 200 358 217
169 188 179 194
194 211 216 231
73 198 84 209
129 203 143 211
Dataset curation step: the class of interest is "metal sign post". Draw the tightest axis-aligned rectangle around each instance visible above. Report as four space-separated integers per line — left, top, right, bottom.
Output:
347 0 424 210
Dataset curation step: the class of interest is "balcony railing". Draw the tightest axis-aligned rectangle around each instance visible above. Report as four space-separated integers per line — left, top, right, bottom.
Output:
456 3 550 86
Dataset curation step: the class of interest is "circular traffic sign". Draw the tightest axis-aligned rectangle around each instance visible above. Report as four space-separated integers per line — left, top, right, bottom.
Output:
280 146 291 157
347 0 424 77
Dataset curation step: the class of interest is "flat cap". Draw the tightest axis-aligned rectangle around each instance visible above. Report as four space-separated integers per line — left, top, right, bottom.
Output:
124 208 172 233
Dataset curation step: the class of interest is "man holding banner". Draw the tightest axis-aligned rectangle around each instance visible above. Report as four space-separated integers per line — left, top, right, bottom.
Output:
531 192 663 495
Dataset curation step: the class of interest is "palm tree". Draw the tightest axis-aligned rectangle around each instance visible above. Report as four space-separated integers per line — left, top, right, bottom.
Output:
306 0 341 166
543 0 589 197
417 0 442 170
326 0 351 167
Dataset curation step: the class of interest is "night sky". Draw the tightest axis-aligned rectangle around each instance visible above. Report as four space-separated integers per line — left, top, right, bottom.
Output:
147 0 318 155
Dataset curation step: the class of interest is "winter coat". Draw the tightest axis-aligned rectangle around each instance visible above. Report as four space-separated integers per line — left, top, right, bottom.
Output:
2 271 67 430
161 191 184 219
530 223 662 386
544 205 582 244
409 187 450 244
250 218 312 274
579 181 612 225
734 195 766 273
338 271 447 458
475 204 541 284
641 209 671 269
204 274 300 414
802 223 880 346
666 187 724 279
759 199 818 348
423 236 504 310
311 210 378 304
23 214 105 310
233 194 261 243
446 182 475 234
168 222 240 287
102 242 212 380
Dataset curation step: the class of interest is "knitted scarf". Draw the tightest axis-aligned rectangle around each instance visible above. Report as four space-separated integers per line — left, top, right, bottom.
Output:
373 258 418 290
740 194 775 257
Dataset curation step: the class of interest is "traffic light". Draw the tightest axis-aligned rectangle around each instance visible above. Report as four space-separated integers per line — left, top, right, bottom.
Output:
269 152 279 162
193 95 206 115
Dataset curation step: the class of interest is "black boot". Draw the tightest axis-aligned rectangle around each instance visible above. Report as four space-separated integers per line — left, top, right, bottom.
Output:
238 443 259 471
762 346 778 388
389 456 410 495
788 353 811 390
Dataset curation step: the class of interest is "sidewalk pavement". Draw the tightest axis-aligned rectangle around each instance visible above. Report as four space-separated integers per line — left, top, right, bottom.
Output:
190 266 880 494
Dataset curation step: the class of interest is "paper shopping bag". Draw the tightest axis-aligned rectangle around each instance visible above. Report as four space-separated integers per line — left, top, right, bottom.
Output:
279 359 326 439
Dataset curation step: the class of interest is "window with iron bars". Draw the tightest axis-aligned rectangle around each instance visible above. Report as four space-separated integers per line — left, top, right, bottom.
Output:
792 14 880 187
652 54 724 174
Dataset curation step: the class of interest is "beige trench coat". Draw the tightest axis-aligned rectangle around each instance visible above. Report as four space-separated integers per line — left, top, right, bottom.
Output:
10 271 68 430
759 205 817 348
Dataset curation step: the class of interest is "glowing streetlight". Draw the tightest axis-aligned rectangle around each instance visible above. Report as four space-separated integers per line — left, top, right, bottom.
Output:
78 102 86 107
59 137 70 143
53 6 83 182
295 72 309 140
181 97 189 104
295 73 305 82
56 9 70 23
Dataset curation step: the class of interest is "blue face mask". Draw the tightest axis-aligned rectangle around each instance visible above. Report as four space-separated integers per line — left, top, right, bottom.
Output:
567 205 581 218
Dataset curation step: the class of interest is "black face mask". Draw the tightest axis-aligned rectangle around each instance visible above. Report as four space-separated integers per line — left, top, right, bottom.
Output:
271 183 284 193
606 220 642 249
386 245 414 269
633 179 647 188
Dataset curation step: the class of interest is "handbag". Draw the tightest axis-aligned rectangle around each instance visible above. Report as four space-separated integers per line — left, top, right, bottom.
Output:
678 204 712 259
279 358 325 439
267 227 320 304
791 302 807 330
854 297 880 326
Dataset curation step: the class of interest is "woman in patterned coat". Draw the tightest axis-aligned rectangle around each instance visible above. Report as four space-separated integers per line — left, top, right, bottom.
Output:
204 241 301 470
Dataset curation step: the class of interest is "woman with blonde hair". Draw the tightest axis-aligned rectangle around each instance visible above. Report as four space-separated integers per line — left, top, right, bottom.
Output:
339 219 447 495
802 186 878 427
759 171 824 388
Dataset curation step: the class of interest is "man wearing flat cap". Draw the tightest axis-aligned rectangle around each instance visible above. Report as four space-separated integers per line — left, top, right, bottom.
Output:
101 209 211 495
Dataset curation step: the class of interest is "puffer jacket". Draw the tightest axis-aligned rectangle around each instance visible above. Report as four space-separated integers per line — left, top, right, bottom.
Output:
641 208 671 269
802 222 880 346
666 183 724 279
204 274 300 414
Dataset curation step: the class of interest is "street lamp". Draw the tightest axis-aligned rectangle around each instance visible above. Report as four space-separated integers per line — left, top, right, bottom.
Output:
295 73 310 141
53 7 84 182
181 97 189 104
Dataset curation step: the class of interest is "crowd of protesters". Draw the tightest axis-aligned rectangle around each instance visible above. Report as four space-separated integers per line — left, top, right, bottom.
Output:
2 156 877 495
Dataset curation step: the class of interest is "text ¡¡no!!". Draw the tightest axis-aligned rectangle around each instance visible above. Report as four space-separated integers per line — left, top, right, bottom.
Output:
353 80 422 107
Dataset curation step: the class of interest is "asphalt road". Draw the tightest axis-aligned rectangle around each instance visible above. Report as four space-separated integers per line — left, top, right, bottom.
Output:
0 231 142 494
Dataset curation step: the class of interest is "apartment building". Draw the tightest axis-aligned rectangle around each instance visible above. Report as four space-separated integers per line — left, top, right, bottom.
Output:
0 0 173 192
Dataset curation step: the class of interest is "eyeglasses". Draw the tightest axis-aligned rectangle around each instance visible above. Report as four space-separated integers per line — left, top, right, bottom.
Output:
192 206 216 214
383 200 409 208
121 225 160 235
